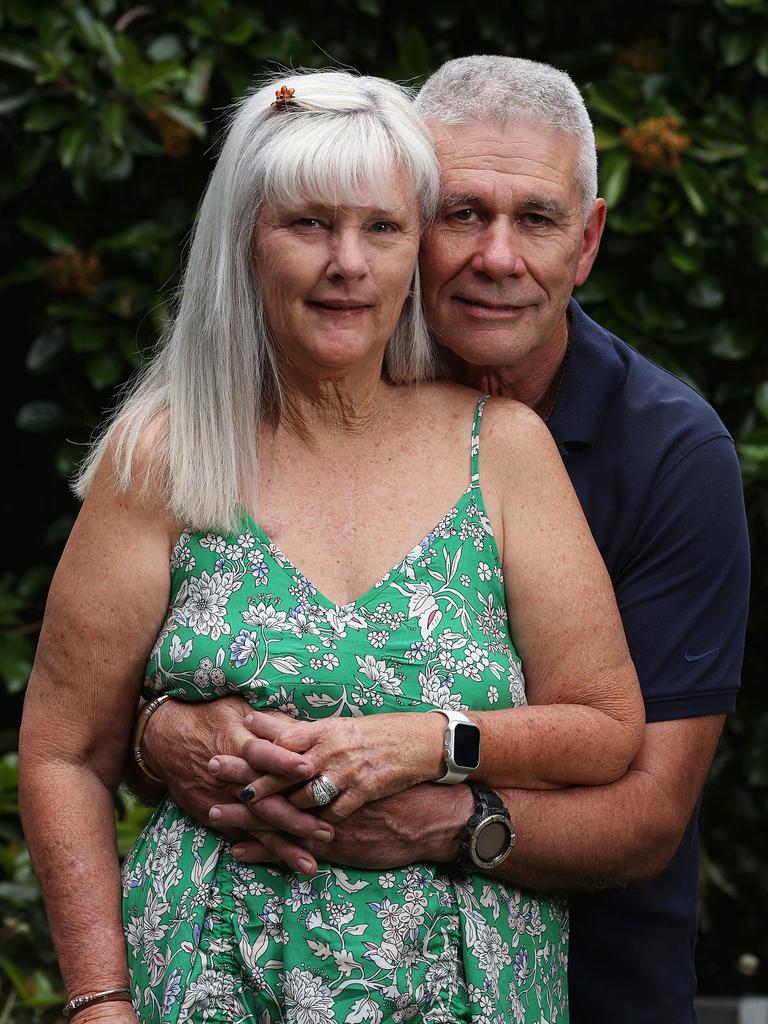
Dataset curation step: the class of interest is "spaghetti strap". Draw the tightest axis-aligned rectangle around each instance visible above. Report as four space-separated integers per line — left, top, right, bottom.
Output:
470 394 490 487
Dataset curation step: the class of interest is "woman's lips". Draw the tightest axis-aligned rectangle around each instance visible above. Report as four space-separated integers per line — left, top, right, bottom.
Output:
308 300 370 317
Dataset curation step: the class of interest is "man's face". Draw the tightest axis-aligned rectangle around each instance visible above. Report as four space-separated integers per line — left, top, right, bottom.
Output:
420 118 605 372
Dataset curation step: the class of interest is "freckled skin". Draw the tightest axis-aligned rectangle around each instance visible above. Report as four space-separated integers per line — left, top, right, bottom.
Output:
419 119 606 408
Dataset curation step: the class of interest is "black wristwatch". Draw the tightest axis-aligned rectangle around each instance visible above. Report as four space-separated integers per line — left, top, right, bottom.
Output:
457 782 515 870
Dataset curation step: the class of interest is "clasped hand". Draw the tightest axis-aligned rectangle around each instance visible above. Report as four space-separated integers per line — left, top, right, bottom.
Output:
207 708 445 869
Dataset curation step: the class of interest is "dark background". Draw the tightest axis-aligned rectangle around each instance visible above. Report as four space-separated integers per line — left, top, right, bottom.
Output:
1 0 767 1016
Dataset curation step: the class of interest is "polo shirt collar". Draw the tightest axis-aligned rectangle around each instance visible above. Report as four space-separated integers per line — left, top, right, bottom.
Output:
547 298 627 448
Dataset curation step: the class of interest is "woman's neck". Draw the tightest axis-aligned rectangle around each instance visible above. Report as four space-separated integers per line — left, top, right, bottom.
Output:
275 361 392 444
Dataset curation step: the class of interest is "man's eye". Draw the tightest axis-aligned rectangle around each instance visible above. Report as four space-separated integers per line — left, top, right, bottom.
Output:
520 213 552 226
447 208 479 224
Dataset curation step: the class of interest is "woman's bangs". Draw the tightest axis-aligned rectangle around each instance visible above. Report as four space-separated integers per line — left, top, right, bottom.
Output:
262 116 406 212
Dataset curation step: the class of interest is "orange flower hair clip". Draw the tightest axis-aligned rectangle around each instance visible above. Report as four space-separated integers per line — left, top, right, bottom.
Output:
272 85 296 110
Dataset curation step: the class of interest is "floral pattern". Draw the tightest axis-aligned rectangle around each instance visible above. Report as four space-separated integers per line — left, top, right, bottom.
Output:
123 397 568 1023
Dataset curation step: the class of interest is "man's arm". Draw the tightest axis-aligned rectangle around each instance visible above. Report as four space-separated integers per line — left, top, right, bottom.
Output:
218 714 724 888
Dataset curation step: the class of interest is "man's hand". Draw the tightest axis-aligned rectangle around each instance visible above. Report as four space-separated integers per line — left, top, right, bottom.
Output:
216 782 473 871
141 697 337 873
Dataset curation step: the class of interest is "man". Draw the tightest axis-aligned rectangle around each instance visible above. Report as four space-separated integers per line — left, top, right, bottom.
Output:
135 56 749 1021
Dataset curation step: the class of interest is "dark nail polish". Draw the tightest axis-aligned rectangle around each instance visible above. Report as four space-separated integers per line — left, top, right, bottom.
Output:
238 787 255 802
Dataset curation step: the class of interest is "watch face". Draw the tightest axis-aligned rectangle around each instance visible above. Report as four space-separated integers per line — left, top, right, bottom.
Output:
453 723 481 770
475 820 512 863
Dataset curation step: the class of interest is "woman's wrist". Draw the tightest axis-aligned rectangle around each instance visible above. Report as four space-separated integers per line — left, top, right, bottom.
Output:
415 712 449 782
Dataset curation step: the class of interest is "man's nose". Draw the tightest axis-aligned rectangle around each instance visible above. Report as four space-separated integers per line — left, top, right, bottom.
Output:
471 219 526 279
327 230 368 279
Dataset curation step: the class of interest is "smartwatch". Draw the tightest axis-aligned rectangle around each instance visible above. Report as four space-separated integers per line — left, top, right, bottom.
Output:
457 781 516 870
429 708 481 784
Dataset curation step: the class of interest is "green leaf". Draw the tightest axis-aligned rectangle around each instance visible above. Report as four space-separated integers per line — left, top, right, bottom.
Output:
585 83 634 128
102 102 126 146
594 126 623 151
71 322 104 352
0 635 34 695
86 350 124 389
356 0 380 13
158 103 206 139
23 102 72 132
17 216 76 253
57 123 89 170
93 221 168 253
397 27 430 80
26 328 67 373
710 322 760 360
675 163 713 216
147 35 183 62
0 258 47 290
721 30 754 67
686 277 724 309
599 150 631 208
0 43 40 73
15 401 68 432
183 52 214 106
756 39 768 77
71 6 122 67
131 58 186 96
0 90 33 115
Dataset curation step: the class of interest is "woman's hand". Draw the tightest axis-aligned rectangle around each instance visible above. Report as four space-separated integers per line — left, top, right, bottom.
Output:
235 711 447 822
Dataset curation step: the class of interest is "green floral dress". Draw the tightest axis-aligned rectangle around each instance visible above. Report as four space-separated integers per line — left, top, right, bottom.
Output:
122 397 569 1024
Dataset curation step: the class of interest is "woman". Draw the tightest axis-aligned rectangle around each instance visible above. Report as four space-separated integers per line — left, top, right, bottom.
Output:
20 70 643 1023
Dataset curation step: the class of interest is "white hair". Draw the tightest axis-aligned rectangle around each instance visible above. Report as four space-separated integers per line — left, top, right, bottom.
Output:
416 55 598 220
74 70 441 530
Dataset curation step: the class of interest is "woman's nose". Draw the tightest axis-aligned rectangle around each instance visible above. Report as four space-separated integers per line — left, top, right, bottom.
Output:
327 230 368 279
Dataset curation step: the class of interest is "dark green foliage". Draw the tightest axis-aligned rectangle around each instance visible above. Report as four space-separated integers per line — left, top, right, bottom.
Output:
1 0 766 1015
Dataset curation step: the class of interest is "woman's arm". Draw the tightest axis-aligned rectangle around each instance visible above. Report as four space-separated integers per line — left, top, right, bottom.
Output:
469 397 644 787
19 442 176 1010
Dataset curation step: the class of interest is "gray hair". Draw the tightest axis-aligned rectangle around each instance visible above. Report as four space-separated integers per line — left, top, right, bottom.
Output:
416 55 597 220
74 70 441 530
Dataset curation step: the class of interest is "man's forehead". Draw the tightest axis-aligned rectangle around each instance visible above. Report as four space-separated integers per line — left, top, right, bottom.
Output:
429 118 581 206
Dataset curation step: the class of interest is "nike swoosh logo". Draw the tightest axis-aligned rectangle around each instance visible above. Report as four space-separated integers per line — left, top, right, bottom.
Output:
684 646 721 663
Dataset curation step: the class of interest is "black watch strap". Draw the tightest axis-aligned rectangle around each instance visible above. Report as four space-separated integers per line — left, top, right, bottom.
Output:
457 782 515 871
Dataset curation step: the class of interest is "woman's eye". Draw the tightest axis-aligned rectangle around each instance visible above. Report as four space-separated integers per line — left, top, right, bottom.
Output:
369 221 397 233
294 218 324 228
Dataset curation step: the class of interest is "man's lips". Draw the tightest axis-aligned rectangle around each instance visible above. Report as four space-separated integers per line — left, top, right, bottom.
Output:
453 296 527 312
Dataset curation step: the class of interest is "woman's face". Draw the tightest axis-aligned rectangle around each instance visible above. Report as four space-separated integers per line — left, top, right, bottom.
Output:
253 167 421 379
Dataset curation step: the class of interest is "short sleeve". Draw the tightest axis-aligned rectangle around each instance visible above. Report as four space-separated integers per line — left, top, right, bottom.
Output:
613 434 750 722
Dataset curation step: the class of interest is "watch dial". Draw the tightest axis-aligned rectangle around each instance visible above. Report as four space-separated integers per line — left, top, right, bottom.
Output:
453 723 481 769
476 821 509 861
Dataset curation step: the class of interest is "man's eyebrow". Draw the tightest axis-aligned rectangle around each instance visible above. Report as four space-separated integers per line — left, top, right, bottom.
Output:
440 193 483 207
521 197 565 216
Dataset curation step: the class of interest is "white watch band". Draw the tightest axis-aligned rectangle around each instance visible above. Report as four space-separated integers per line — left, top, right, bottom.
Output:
429 708 475 784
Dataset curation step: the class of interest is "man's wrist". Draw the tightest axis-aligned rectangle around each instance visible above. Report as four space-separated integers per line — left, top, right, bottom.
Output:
420 782 475 862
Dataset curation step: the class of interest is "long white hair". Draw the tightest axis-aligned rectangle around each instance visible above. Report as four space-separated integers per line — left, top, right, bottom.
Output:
74 69 441 530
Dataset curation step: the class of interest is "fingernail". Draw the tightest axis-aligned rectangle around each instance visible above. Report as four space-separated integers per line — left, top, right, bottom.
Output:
238 787 255 802
231 845 245 859
313 829 332 842
244 714 254 728
209 758 220 773
209 807 222 821
297 858 313 874
297 763 312 776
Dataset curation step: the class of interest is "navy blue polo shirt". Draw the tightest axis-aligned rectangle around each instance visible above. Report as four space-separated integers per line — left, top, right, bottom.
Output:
547 301 750 1022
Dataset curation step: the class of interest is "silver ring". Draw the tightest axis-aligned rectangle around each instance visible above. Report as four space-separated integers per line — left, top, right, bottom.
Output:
311 774 341 807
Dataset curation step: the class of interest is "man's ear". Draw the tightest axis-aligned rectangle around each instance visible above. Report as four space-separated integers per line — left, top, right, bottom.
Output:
574 199 607 287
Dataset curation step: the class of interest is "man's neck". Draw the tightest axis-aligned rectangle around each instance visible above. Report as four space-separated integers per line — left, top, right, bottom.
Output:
455 316 570 417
